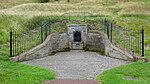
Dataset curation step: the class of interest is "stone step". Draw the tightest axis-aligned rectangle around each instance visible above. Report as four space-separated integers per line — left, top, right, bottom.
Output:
70 50 85 52
72 43 83 50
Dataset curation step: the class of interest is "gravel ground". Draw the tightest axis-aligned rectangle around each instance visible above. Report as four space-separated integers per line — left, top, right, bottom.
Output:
21 50 129 80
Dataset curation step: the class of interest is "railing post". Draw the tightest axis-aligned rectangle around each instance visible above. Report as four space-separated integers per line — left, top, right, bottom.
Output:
110 23 113 42
47 21 50 35
49 24 51 34
10 27 13 57
141 26 144 57
45 24 47 40
41 25 43 43
104 18 106 33
107 20 109 39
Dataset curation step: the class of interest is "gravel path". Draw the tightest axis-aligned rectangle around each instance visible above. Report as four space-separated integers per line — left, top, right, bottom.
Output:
21 50 129 80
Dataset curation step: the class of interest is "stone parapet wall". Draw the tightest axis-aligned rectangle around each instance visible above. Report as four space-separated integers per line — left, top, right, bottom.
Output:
10 31 133 62
87 31 134 61
10 33 69 62
85 32 105 55
86 30 133 61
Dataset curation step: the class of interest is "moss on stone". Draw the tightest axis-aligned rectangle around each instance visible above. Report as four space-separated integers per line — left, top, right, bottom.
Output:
63 48 71 51
49 48 71 56
84 47 105 55
49 51 56 56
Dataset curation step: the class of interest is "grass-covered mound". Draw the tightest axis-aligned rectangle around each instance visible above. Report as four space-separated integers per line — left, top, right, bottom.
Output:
0 60 55 84
96 61 150 84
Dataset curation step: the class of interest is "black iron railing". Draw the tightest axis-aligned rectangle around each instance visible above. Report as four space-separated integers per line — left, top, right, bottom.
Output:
10 22 51 57
10 16 145 58
104 19 145 57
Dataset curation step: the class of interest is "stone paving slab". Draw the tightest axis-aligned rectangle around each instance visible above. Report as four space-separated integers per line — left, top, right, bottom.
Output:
43 79 98 84
21 50 129 80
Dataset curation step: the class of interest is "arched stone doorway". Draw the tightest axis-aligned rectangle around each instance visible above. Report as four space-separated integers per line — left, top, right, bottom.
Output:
74 31 81 42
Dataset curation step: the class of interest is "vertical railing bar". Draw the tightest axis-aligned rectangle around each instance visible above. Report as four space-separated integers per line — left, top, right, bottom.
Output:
139 30 142 55
130 30 132 53
26 33 27 52
21 34 23 53
123 29 126 52
28 33 29 50
49 23 51 34
44 24 45 40
132 30 134 54
141 26 144 57
14 31 17 55
23 33 25 53
110 23 112 42
16 31 18 56
19 34 22 54
19 33 21 55
137 30 140 55
133 30 135 55
125 28 127 51
41 25 43 43
104 18 106 33
128 30 130 53
129 33 130 53
10 27 13 57
45 24 47 40
13 29 15 56
107 20 109 39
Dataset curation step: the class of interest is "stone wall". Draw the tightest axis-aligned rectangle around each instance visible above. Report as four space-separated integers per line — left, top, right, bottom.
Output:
10 31 133 62
86 30 133 61
85 32 105 55
10 33 69 62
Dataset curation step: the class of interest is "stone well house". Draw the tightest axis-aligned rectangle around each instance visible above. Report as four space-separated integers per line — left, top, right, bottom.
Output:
68 24 87 50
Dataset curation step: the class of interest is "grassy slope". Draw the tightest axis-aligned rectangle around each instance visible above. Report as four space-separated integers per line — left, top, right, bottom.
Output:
96 61 150 84
0 0 35 9
0 11 55 84
0 15 57 84
0 60 55 84
0 0 149 16
109 16 150 58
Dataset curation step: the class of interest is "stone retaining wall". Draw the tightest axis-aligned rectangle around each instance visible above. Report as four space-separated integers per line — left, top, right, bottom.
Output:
85 32 105 55
86 31 133 61
10 31 133 62
10 33 69 62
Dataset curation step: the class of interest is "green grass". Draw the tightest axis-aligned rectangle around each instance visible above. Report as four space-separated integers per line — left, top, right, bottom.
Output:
0 15 56 84
96 61 150 84
0 44 9 60
0 60 55 84
145 50 150 59
0 0 149 16
0 0 35 9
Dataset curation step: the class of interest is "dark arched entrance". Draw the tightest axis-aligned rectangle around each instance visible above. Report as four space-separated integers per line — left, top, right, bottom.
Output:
74 31 81 42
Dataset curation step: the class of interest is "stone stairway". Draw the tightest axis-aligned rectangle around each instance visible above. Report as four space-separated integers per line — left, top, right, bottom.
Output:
72 42 84 50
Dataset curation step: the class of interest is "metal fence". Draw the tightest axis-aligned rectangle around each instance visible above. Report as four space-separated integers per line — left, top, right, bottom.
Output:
9 14 104 57
104 19 145 57
10 22 51 57
9 16 146 58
